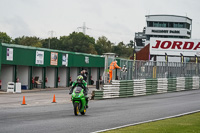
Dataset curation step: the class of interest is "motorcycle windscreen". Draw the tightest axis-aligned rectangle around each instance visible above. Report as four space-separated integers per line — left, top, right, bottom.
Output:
74 87 83 93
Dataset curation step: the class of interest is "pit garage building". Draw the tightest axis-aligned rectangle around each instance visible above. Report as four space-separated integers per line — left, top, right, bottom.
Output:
0 43 105 90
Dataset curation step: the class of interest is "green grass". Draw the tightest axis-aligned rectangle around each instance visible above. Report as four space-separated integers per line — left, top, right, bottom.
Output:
104 112 200 133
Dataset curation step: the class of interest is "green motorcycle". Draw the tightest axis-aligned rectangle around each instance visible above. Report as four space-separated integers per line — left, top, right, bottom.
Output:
71 86 87 116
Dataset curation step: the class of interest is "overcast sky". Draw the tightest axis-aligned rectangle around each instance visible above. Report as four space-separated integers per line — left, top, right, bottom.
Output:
0 0 200 44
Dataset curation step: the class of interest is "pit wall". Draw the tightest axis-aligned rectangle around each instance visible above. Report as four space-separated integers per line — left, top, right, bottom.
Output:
93 77 200 99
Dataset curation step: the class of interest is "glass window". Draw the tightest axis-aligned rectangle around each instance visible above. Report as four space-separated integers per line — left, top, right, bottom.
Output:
148 22 153 27
174 23 178 28
153 22 159 27
186 23 190 29
163 22 167 27
159 22 163 27
179 23 184 28
169 22 173 27
146 36 150 40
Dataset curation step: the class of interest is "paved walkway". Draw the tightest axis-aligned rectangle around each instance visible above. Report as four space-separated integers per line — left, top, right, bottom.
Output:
0 86 97 108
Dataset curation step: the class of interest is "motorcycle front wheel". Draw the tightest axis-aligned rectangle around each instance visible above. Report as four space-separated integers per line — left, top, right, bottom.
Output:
74 102 79 116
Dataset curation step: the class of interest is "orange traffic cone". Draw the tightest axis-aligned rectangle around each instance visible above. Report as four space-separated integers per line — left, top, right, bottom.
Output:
21 96 26 105
52 94 56 103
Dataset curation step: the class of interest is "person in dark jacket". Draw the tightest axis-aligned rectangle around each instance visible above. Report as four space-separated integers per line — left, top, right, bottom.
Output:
80 70 88 82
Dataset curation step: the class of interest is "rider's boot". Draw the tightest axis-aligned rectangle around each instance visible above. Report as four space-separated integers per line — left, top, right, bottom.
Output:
86 97 89 108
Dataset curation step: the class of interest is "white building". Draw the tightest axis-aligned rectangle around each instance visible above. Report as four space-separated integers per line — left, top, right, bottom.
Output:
135 15 192 50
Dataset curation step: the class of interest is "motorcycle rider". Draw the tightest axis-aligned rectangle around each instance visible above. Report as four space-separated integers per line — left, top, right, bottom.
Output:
69 75 89 108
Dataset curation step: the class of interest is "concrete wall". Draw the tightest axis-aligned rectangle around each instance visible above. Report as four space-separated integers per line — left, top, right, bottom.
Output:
91 68 97 85
46 67 55 88
71 67 78 82
58 67 67 87
17 66 29 86
1 65 14 90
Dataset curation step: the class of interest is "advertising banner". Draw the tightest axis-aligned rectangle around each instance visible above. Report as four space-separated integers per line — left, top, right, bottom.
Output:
50 52 58 65
6 48 13 61
150 38 200 56
85 56 89 64
35 51 44 65
62 54 68 66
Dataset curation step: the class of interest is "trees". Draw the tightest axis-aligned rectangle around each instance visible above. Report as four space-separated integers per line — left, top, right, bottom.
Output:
0 31 134 58
0 32 12 43
112 41 133 58
41 37 60 49
94 36 113 55
13 36 42 47
127 40 135 48
60 32 97 54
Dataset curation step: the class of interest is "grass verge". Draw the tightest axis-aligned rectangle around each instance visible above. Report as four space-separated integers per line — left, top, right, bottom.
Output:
103 112 200 133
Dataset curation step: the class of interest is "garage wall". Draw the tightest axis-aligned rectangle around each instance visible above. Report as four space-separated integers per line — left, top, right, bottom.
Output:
91 68 97 85
17 66 29 86
46 67 55 88
71 67 78 82
1 65 13 90
58 67 67 87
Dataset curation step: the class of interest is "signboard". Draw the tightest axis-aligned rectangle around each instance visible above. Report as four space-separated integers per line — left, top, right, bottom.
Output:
150 38 200 56
35 51 44 65
62 54 68 66
50 52 58 65
6 48 13 61
152 30 180 34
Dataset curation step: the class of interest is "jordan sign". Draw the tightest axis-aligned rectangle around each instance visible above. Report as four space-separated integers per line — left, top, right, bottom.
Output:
150 38 200 56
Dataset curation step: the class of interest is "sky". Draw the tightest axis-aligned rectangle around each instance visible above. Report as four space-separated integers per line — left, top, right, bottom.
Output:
0 0 200 44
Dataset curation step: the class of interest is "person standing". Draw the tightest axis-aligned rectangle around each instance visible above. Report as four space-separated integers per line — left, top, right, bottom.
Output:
80 70 88 82
121 65 128 80
109 60 121 83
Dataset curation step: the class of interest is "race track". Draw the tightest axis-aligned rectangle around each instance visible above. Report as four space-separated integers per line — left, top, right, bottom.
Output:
0 89 200 133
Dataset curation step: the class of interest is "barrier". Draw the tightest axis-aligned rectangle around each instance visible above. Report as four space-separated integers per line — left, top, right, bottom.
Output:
7 82 15 93
93 76 200 100
134 79 145 96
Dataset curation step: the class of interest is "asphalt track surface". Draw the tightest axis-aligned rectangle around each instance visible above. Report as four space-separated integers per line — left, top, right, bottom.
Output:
0 89 200 133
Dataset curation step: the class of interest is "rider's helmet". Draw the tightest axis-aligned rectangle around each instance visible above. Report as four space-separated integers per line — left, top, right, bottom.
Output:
77 75 83 84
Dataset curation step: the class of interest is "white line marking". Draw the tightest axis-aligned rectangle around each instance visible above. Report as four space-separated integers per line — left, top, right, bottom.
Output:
91 110 200 133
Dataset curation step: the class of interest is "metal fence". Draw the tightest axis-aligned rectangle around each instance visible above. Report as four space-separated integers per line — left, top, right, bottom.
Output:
119 60 200 80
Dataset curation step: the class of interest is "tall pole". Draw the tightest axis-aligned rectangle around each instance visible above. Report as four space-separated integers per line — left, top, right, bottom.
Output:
83 22 86 35
48 30 55 49
48 38 50 49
